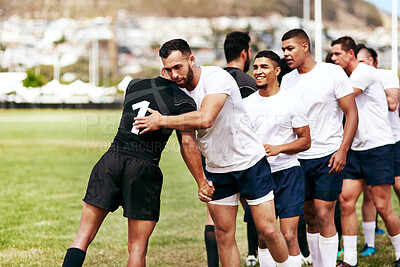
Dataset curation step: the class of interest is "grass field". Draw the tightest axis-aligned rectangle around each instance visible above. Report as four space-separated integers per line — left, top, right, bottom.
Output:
0 109 399 266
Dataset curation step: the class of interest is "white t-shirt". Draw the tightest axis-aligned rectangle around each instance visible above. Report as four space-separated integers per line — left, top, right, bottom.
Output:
377 69 400 142
244 89 308 173
181 66 265 173
350 63 394 150
280 62 354 159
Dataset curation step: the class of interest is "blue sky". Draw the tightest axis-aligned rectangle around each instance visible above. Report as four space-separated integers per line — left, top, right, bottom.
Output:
364 0 400 15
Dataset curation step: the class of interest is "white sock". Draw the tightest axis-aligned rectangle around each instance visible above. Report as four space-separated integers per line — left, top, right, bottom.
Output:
390 233 400 260
343 235 358 265
306 232 322 267
258 247 275 267
319 233 338 267
362 221 376 248
289 253 302 267
276 257 291 267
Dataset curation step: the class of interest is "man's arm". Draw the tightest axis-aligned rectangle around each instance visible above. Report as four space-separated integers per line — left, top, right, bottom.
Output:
328 93 358 174
263 125 311 157
134 94 227 134
353 87 363 97
177 131 214 202
384 88 399 111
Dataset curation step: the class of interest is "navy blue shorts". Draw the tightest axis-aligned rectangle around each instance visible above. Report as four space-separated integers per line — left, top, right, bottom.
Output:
83 150 163 221
299 153 342 202
273 166 305 218
394 141 400 177
341 144 395 186
244 166 305 222
205 157 275 202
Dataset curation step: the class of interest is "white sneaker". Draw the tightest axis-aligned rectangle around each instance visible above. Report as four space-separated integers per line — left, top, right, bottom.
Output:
246 255 258 266
301 254 312 265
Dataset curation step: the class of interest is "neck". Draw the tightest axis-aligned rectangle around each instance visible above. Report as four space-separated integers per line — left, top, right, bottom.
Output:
226 60 244 72
187 65 201 91
345 60 359 76
258 82 280 97
297 56 317 74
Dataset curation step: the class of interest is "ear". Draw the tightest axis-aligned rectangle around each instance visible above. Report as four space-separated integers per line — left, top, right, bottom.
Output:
189 55 195 66
368 57 374 66
240 49 247 59
348 49 355 59
275 66 281 77
302 42 309 52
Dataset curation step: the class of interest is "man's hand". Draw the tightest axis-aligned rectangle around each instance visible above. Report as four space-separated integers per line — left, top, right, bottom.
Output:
264 144 282 157
328 149 347 174
134 108 162 134
198 179 214 202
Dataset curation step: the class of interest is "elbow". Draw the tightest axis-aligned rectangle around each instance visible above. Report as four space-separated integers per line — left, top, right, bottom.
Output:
303 138 311 151
199 115 215 129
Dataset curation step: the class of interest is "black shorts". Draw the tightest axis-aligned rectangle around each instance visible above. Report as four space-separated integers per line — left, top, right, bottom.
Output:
83 150 163 221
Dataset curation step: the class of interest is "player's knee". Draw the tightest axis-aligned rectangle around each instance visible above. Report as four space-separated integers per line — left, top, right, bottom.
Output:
258 224 280 242
214 225 235 243
282 230 297 245
375 201 391 218
339 198 355 215
128 240 148 257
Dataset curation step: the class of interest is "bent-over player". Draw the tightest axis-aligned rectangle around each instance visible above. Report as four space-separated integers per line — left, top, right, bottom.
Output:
62 76 214 267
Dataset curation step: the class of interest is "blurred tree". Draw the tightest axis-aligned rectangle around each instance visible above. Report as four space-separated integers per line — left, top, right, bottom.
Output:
23 70 44 88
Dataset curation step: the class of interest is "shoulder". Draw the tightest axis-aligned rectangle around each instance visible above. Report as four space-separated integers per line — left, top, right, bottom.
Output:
204 66 232 80
352 63 376 79
201 66 237 89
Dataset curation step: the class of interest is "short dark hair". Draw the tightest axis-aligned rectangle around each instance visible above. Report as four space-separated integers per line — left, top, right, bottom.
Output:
159 39 192 58
356 43 377 64
278 57 293 84
331 36 357 54
254 50 281 68
282 28 311 50
224 31 251 63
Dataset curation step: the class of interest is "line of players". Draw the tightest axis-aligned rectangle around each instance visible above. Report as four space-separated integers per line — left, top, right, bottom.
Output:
62 28 400 267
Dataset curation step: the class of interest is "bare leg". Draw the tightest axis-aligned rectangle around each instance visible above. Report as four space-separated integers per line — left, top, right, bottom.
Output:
208 203 240 267
314 199 337 237
70 202 109 251
371 184 400 237
280 216 301 256
394 176 400 201
339 179 364 237
127 219 157 267
361 186 376 223
250 200 288 263
205 206 219 267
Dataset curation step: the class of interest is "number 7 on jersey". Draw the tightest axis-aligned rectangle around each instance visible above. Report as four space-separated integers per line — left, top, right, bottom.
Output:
131 100 150 134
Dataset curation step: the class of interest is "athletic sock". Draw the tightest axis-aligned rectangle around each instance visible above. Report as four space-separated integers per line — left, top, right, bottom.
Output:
319 233 338 267
297 215 310 257
204 225 219 267
62 247 86 267
389 233 400 260
343 235 358 266
362 221 376 248
306 232 322 267
289 253 302 267
247 221 258 257
275 257 291 267
258 247 275 267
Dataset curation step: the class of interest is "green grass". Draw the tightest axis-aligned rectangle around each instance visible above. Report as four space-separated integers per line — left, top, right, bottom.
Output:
0 109 398 266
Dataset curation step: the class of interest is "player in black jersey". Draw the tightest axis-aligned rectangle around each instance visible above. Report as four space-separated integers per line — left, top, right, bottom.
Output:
223 31 258 99
62 76 214 267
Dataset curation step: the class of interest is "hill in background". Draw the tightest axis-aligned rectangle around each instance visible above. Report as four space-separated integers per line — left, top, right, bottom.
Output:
0 0 386 29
